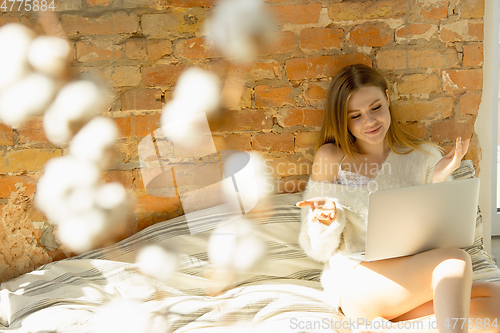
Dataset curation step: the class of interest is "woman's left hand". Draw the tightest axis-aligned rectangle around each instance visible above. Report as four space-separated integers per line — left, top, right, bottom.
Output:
432 137 470 183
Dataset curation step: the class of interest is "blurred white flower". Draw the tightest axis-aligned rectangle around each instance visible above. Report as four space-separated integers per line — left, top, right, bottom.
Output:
27 36 71 78
0 73 58 127
56 209 108 253
208 218 265 272
69 117 118 169
205 0 275 62
160 68 220 144
95 182 130 231
44 80 110 146
136 245 178 282
222 151 269 213
35 156 100 223
93 300 153 333
172 67 221 116
36 155 130 252
95 182 127 210
55 184 129 253
0 23 35 91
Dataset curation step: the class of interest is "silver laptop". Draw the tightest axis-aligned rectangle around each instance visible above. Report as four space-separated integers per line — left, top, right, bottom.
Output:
347 178 480 262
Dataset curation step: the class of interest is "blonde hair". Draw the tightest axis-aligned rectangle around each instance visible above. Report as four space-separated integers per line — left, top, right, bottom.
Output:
316 64 431 159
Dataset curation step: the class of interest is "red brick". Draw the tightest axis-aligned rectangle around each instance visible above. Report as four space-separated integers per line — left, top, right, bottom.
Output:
0 17 19 27
440 21 484 42
0 149 62 173
61 12 139 35
285 54 371 81
122 0 159 8
76 40 121 62
399 122 427 140
126 39 173 60
420 1 448 20
430 120 474 143
18 16 44 35
350 24 392 47
142 63 185 87
17 118 50 144
397 74 439 95
208 110 273 132
115 114 161 138
377 49 458 70
134 194 181 215
271 3 322 25
239 88 252 109
442 69 482 92
142 13 204 37
0 175 36 198
459 91 482 117
295 131 320 149
392 97 454 122
329 0 406 21
125 39 146 60
282 108 324 128
121 89 162 111
300 27 343 51
463 44 483 67
252 132 294 152
168 0 215 6
460 0 484 19
147 39 173 60
255 85 293 107
101 170 134 189
87 0 114 6
110 66 141 87
55 0 82 10
0 124 13 146
248 60 283 80
260 31 296 55
112 141 139 170
304 82 329 101
176 37 216 59
395 24 436 41
213 133 252 151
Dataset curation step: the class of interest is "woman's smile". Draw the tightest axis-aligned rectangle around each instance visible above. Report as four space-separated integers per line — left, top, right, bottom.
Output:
365 125 382 135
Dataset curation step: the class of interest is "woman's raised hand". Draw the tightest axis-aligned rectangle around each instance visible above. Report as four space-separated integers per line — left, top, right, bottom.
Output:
432 137 470 183
296 197 336 226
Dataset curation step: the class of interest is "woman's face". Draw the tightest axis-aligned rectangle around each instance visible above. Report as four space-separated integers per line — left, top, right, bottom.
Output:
346 86 391 149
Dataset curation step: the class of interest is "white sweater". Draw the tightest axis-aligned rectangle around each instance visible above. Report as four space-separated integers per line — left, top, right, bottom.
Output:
299 143 443 263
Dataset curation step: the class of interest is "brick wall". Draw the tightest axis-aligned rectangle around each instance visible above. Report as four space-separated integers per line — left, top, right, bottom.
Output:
0 0 485 232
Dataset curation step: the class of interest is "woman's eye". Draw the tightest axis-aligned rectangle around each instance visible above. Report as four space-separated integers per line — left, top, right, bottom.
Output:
372 105 382 111
351 114 360 120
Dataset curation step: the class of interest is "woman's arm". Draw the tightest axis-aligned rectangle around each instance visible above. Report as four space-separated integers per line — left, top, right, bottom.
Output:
297 144 348 262
432 137 470 183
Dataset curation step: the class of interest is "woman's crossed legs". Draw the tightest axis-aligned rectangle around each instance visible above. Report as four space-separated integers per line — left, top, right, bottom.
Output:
339 248 500 333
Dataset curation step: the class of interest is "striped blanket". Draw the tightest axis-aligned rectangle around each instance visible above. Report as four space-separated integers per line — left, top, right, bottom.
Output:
0 161 498 332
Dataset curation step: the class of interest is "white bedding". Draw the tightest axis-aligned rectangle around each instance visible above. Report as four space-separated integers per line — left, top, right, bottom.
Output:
0 193 351 332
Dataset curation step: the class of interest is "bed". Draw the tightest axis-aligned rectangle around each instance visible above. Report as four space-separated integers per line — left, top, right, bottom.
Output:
0 161 498 332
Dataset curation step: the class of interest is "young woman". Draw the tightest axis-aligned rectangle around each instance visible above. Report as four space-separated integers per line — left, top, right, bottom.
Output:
296 64 500 333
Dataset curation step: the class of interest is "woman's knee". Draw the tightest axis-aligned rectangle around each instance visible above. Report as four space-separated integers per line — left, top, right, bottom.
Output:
430 248 472 286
